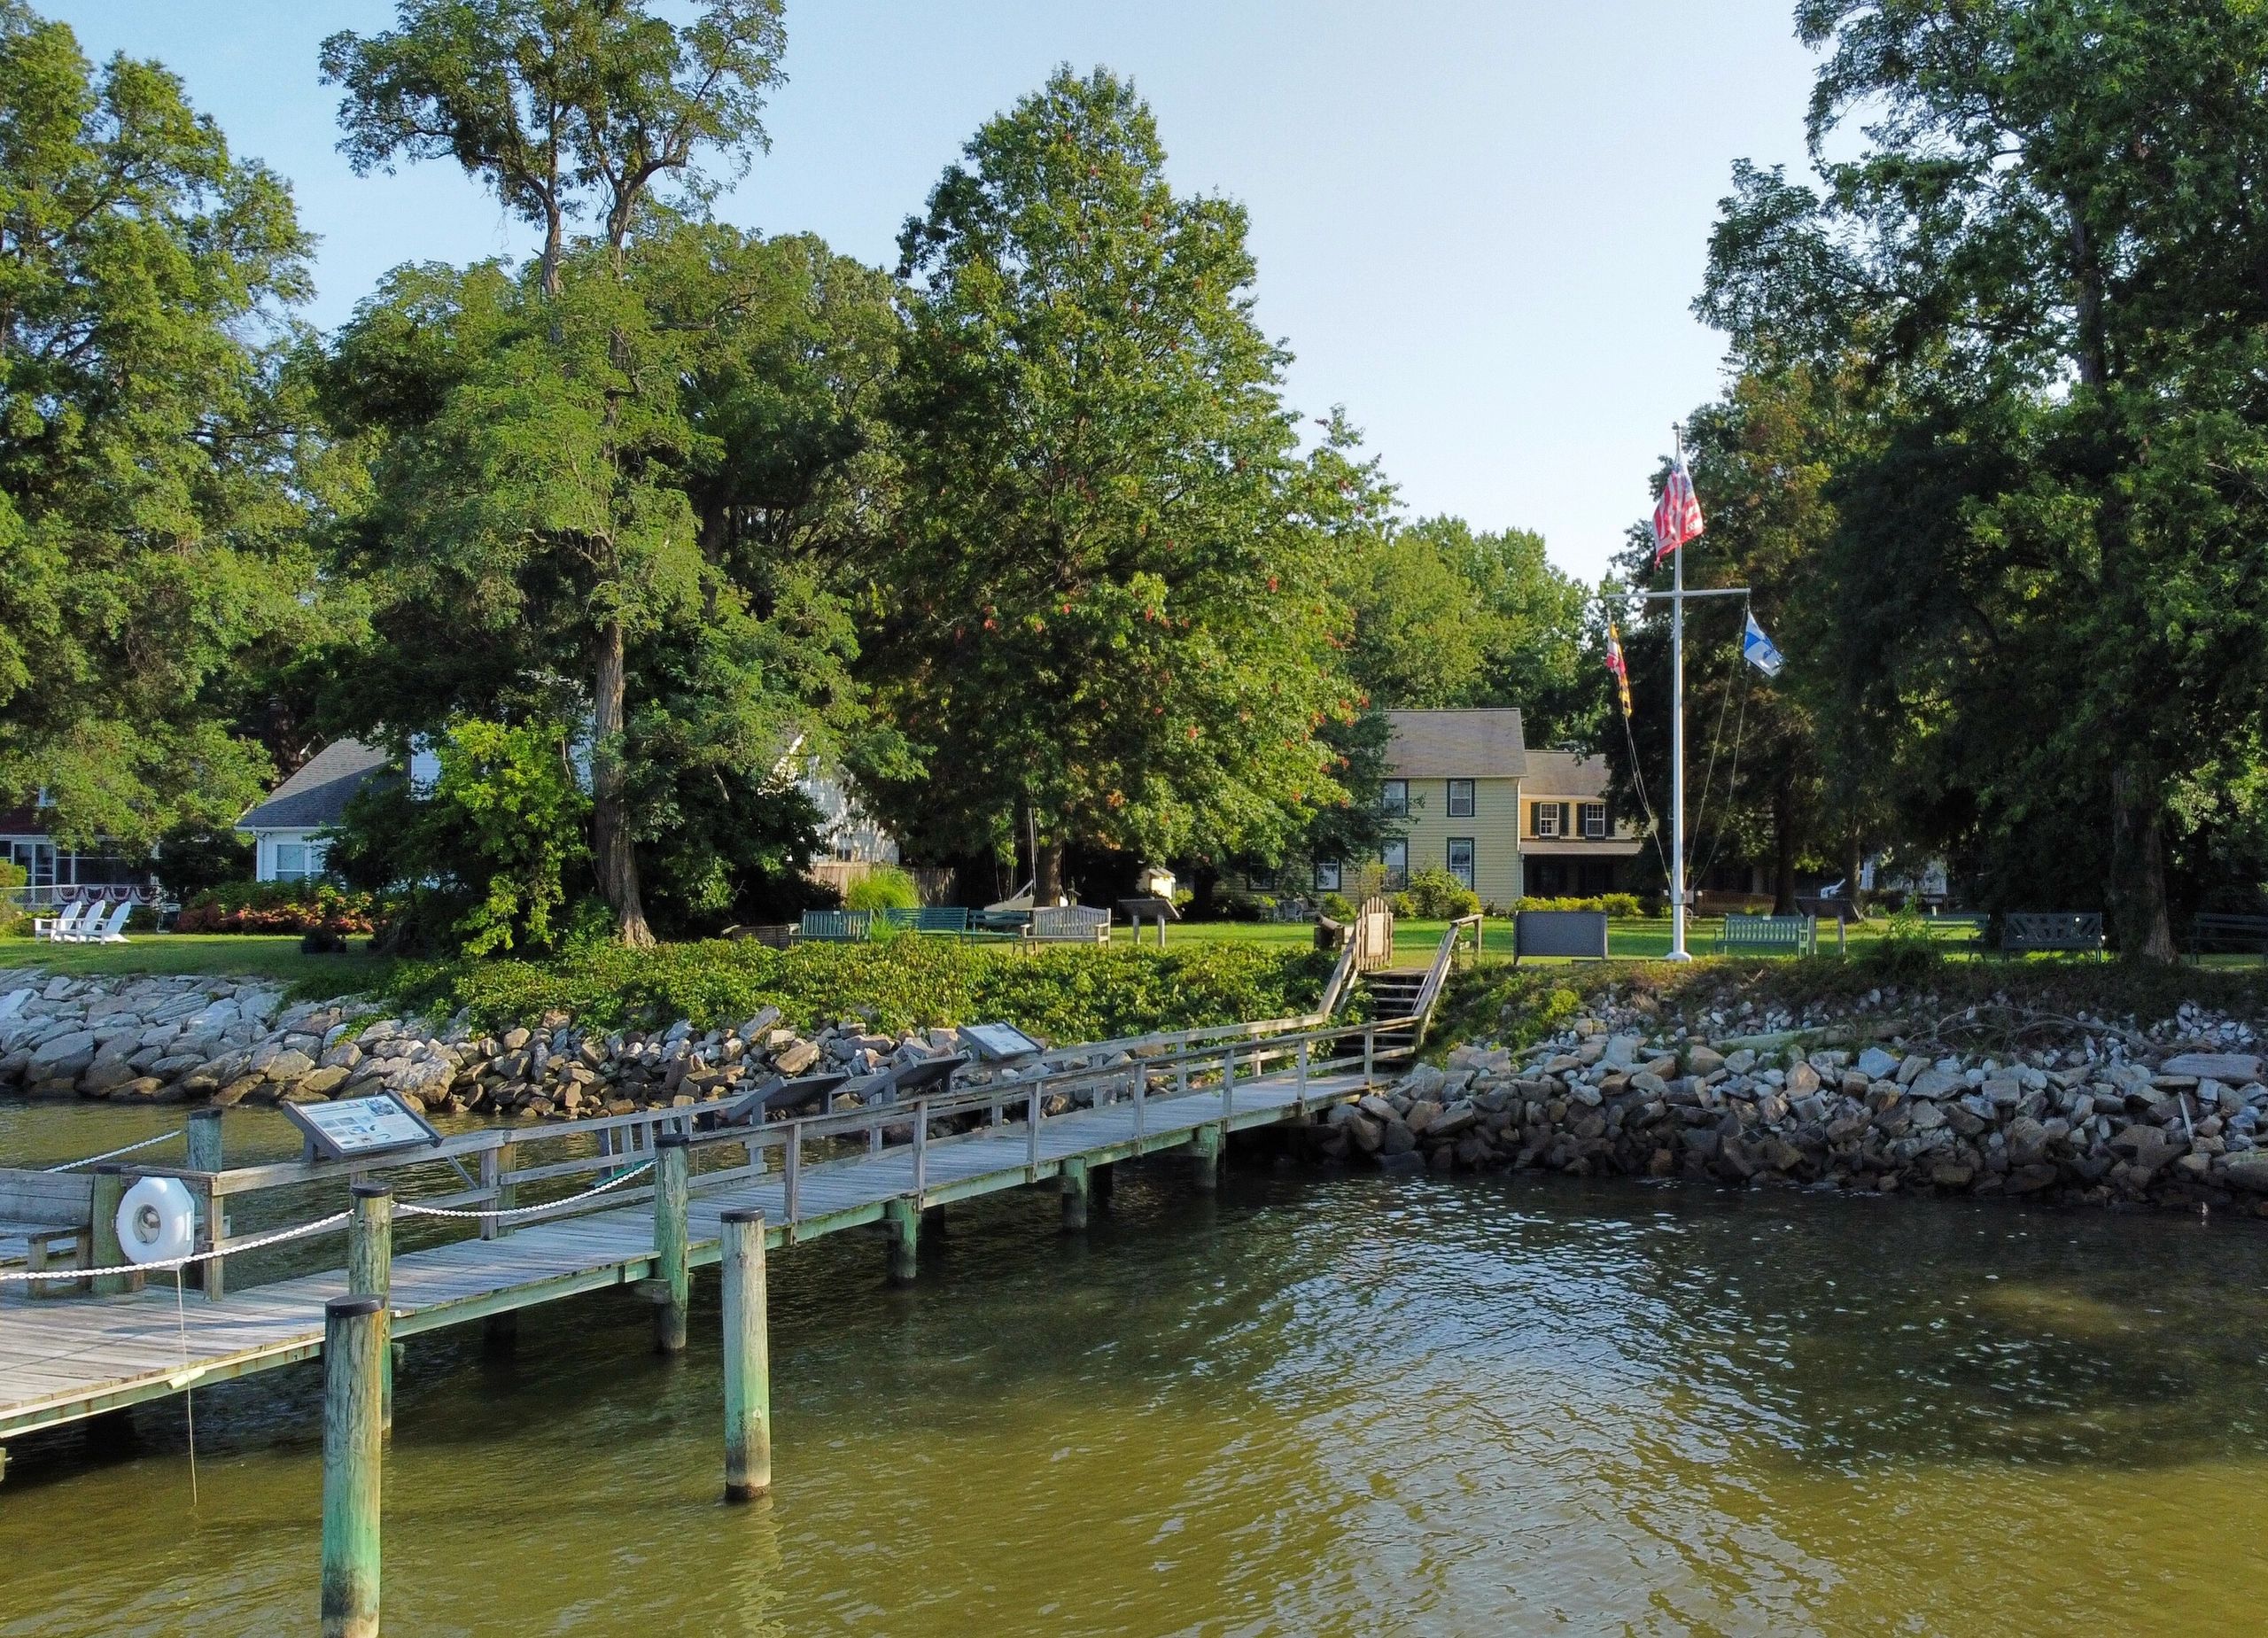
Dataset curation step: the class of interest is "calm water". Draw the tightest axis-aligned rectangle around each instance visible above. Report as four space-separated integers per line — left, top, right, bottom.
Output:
4 1100 2268 1635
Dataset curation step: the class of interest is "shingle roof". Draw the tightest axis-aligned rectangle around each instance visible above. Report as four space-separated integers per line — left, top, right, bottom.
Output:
1521 750 1614 800
1383 710 1527 779
237 739 393 831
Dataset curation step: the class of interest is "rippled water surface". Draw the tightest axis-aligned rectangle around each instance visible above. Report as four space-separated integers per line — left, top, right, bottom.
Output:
5 1099 2268 1634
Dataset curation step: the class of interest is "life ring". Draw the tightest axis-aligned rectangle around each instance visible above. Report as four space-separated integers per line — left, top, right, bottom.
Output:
116 1176 197 1264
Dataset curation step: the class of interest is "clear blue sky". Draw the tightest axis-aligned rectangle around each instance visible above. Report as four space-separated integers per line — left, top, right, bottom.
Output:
50 1 1818 585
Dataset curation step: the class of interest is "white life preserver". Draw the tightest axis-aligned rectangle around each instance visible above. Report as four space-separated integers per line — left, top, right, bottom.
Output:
116 1176 197 1264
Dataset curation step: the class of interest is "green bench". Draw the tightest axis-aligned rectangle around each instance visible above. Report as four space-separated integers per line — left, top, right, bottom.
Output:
877 905 972 935
2001 912 2102 959
798 910 873 942
1717 913 1817 957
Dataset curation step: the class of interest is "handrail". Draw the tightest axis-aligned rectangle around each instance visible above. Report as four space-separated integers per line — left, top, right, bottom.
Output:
1407 913 1483 1053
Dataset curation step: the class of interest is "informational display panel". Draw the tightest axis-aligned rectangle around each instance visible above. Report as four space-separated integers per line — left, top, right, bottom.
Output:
888 1054 967 1097
962 1023 1044 1062
282 1092 443 1162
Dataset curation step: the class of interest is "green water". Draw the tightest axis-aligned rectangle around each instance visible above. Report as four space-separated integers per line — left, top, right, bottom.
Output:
5 1100 2268 1635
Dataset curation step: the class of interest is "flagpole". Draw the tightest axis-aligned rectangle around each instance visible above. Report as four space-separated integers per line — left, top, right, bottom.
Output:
1666 425 1692 960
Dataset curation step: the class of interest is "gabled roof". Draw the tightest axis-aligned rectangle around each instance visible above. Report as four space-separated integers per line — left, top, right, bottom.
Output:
237 739 393 832
1522 750 1614 800
1383 710 1527 780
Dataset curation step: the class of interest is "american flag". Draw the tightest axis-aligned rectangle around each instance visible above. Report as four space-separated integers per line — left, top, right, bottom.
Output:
1604 621 1632 716
1651 453 1705 564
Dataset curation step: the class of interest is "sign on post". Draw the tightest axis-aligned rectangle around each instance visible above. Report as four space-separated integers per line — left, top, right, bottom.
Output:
962 1023 1044 1063
282 1092 443 1163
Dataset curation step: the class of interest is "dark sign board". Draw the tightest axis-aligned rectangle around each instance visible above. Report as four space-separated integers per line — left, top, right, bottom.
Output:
282 1092 443 1163
885 1054 967 1098
711 1072 850 1127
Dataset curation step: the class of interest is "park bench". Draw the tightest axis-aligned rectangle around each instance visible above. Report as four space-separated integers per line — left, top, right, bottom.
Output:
0 1169 94 1297
2000 912 2103 959
798 909 872 943
1024 904 1112 944
877 905 970 935
1718 913 1817 957
1512 908 1609 965
2192 912 2268 964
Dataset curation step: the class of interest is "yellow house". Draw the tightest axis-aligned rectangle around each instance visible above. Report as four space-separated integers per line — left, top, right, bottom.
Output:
1374 709 1528 910
1516 750 1647 898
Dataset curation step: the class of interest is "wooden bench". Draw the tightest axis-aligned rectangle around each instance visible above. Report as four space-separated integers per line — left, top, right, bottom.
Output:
798 910 872 942
1718 913 1816 957
878 905 970 935
1 1169 95 1297
2001 912 2103 959
2193 912 2268 963
1024 905 1111 944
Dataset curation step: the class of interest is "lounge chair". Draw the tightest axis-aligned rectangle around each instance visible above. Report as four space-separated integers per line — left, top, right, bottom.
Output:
33 900 95 943
71 900 134 943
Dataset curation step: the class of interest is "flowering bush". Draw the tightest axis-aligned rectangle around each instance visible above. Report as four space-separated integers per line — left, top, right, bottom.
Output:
178 881 382 935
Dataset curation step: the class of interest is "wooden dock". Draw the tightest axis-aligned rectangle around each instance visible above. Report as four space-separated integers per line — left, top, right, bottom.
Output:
0 1054 1372 1444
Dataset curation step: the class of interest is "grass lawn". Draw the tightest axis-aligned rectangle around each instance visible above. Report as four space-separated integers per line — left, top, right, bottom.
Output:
0 934 395 989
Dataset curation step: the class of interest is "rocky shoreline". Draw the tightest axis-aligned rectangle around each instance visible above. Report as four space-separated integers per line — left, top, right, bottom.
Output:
0 972 1041 1119
1321 992 2268 1213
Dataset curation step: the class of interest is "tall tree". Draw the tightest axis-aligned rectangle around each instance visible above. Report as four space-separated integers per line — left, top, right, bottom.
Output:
322 0 789 943
0 3 325 852
1701 0 2268 957
868 67 1384 901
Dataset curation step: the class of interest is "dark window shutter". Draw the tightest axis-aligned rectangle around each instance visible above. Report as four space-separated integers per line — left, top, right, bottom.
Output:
1557 802 1570 836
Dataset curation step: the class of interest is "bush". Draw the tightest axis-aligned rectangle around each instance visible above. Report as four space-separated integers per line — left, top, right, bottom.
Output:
178 881 383 935
1859 908 1944 983
1404 867 1481 920
0 859 27 939
1319 891 1357 922
1518 894 1648 919
843 866 921 912
381 938 1340 1040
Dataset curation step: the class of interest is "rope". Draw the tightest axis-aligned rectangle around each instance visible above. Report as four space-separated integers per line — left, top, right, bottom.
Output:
1618 705 1675 884
0 1210 352 1285
44 1130 179 1172
393 1160 654 1222
1685 617 1744 866
1692 649 1753 891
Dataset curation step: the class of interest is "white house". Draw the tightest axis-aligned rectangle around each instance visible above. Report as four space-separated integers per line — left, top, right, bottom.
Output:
235 740 402 882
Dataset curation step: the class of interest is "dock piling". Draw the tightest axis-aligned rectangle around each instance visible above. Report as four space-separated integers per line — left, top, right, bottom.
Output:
1060 1155 1090 1231
89 1166 140 1297
884 1196 919 1285
1189 1123 1222 1192
719 1209 772 1502
653 1134 691 1353
185 1109 225 1299
348 1184 393 1432
320 1293 386 1638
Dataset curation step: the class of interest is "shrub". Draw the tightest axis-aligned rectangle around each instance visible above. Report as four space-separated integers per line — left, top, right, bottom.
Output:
843 866 921 912
1319 891 1357 922
381 938 1339 1040
1859 908 1943 983
1404 867 1481 919
0 859 26 938
1518 894 1647 919
179 881 383 935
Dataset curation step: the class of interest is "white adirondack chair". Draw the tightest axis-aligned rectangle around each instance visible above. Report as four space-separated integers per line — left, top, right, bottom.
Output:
33 899 94 942
73 900 134 943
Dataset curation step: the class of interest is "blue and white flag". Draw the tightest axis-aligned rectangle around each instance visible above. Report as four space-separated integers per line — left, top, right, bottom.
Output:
1742 609 1785 679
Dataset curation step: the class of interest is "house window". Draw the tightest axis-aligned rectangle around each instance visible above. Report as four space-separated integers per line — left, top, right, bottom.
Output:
273 840 328 883
1314 859 1341 893
1447 838 1475 890
1447 780 1475 819
1581 802 1607 839
1380 839 1408 885
1380 779 1408 817
1534 803 1561 838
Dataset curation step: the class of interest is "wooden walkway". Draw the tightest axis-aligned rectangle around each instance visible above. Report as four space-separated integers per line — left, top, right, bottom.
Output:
0 1064 1370 1443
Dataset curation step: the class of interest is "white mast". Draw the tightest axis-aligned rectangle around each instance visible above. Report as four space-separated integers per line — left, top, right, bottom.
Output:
1668 423 1690 961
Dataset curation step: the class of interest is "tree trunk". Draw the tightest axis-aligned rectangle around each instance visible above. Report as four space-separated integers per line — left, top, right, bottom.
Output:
592 619 654 947
540 203 564 300
2112 765 2175 961
1772 780 1798 916
1034 841 1066 907
1845 827 1866 918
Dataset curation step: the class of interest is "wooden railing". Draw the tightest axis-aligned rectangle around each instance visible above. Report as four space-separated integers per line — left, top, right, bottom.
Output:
71 1009 1423 1300
1407 913 1484 1053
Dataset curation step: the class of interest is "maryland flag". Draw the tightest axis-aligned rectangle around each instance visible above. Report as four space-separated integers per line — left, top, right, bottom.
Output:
1604 621 1633 717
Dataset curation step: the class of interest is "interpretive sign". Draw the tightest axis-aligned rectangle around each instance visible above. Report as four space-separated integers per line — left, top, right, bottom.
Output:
282 1092 443 1162
712 1072 850 1127
962 1023 1044 1062
886 1054 967 1098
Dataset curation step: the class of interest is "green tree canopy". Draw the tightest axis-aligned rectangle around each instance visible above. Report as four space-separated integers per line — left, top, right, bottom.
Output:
1699 0 2268 954
866 66 1386 899
0 2 328 851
